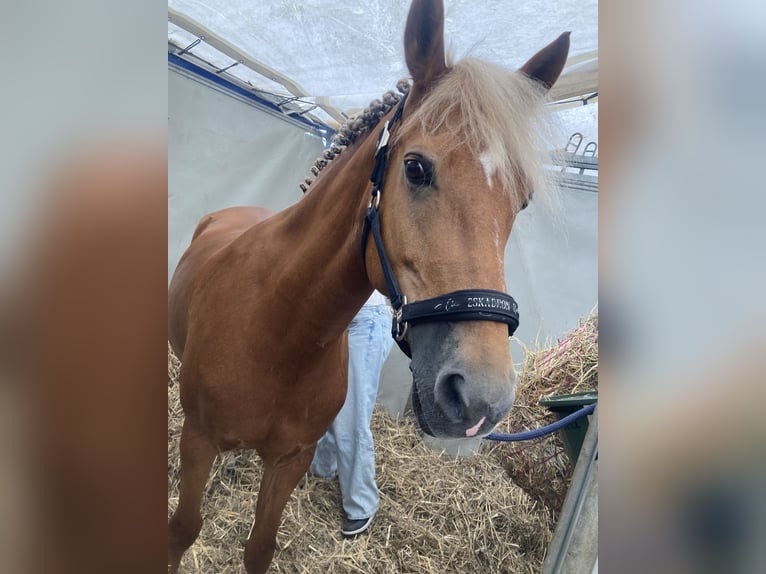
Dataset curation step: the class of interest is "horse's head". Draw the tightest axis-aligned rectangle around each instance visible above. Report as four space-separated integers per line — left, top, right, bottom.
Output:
363 0 569 439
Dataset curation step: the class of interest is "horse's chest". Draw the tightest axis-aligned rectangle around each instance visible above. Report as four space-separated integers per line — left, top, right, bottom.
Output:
197 357 346 449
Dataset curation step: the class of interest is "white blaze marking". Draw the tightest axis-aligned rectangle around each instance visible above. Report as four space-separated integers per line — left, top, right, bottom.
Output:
465 416 487 437
479 151 495 189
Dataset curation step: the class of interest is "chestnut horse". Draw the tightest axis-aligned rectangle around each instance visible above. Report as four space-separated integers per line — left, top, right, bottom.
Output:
168 1 569 572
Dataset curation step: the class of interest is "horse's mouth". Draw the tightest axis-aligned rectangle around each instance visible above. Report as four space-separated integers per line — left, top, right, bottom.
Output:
410 381 436 437
411 378 500 439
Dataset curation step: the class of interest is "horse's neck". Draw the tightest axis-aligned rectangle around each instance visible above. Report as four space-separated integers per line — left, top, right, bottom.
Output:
270 131 381 344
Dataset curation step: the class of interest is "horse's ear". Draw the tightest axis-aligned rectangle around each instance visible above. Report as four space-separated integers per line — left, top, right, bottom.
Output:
518 32 571 91
404 0 447 90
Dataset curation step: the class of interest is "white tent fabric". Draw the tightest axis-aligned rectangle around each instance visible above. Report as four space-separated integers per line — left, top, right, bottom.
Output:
168 0 597 127
168 66 326 281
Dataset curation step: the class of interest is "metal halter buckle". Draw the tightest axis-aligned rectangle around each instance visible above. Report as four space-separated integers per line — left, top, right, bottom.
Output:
368 190 381 209
394 296 408 341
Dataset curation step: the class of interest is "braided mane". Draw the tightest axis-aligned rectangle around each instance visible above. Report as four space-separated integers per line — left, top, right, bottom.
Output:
301 62 558 215
299 79 410 193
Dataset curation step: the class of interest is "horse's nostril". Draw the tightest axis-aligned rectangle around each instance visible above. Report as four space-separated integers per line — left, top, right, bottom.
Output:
434 371 470 423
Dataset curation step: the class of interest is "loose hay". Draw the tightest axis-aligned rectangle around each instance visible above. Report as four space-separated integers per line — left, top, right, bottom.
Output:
489 311 598 514
168 313 596 573
170 353 550 572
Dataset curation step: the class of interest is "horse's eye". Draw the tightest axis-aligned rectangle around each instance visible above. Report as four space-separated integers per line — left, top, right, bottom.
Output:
404 157 433 187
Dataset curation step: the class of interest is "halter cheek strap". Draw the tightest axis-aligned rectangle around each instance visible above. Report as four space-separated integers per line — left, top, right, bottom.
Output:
361 92 409 314
360 90 520 358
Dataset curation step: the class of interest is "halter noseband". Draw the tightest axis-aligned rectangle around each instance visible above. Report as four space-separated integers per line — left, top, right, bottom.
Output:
360 90 520 358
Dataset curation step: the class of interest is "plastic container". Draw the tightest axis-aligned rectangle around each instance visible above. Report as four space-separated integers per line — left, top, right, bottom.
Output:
538 391 598 463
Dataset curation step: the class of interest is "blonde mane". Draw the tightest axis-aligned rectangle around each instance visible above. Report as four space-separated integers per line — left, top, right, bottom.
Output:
302 61 560 214
399 58 560 212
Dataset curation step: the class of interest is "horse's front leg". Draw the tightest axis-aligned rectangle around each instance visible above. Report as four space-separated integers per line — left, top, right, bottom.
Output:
168 416 218 573
244 443 316 574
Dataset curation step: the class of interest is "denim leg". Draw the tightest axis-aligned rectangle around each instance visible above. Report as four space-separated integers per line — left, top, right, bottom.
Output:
311 427 338 479
311 304 393 520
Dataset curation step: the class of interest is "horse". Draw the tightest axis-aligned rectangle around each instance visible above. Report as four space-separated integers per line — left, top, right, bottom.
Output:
167 1 569 572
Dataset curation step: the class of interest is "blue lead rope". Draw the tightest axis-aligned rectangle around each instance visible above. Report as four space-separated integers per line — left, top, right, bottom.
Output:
484 402 596 442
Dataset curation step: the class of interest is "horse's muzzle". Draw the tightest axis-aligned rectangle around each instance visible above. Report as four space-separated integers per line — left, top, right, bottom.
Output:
407 322 516 439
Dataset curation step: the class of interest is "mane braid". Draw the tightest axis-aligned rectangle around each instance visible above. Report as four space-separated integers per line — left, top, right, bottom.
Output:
298 80 410 193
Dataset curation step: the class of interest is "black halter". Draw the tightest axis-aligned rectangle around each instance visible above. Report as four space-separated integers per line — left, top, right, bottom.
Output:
361 90 520 358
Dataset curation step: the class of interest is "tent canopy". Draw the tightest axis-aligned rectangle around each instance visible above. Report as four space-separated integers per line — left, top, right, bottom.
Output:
168 0 597 129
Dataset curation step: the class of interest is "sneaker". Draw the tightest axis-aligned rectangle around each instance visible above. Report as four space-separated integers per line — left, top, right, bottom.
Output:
308 469 337 480
308 464 337 480
341 515 374 537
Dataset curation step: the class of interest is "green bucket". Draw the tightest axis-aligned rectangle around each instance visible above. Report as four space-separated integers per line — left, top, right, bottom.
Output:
538 391 597 464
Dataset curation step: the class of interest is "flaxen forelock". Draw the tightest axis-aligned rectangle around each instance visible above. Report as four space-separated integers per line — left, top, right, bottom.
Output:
302 61 559 215
397 57 558 212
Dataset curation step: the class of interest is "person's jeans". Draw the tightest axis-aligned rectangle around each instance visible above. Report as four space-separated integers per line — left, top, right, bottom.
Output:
311 304 393 520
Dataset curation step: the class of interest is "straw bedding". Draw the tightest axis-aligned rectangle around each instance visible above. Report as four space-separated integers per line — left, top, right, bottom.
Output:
168 312 597 573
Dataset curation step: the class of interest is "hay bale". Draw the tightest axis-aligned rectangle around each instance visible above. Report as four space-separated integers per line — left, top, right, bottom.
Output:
520 312 598 395
489 311 598 514
168 343 558 573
